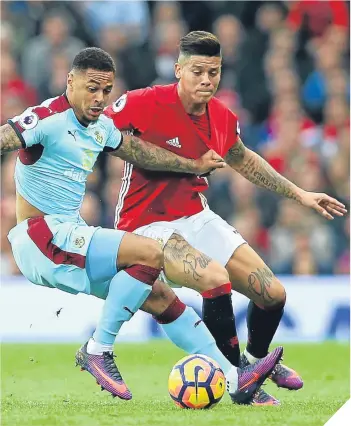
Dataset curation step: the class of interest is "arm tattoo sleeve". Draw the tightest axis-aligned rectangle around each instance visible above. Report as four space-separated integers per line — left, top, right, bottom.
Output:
0 124 23 154
111 133 197 173
225 137 303 203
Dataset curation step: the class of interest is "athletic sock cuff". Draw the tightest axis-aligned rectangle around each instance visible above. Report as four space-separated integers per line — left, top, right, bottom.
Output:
154 297 186 324
201 283 231 299
125 265 160 285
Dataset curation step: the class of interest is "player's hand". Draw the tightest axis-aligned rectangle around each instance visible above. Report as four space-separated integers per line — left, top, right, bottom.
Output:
300 191 348 220
195 150 226 177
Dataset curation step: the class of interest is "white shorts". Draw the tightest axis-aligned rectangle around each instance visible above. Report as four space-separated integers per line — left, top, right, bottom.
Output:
134 208 246 286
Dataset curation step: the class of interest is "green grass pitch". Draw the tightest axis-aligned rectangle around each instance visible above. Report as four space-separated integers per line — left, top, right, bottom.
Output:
1 341 349 426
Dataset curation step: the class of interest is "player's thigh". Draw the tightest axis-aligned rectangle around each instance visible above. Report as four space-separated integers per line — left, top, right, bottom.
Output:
226 244 286 309
163 233 229 293
8 216 94 294
8 220 57 289
117 232 163 269
86 227 125 283
134 218 230 291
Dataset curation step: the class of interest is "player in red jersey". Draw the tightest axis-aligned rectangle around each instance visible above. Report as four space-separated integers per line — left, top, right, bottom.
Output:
105 31 347 405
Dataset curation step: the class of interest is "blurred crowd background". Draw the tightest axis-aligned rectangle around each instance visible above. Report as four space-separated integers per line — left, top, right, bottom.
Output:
1 1 350 276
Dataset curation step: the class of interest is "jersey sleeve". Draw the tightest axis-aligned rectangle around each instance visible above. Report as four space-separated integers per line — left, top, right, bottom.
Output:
236 117 241 139
7 106 49 148
104 120 123 152
221 109 241 156
104 87 156 135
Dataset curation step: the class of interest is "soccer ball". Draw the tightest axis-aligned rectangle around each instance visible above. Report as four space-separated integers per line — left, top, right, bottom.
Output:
168 354 226 409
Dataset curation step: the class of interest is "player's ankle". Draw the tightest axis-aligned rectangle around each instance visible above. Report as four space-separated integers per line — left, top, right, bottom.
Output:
225 366 238 394
87 338 113 355
244 349 261 364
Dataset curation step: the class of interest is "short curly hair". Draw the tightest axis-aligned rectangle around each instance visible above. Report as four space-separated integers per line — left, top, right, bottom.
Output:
72 47 116 73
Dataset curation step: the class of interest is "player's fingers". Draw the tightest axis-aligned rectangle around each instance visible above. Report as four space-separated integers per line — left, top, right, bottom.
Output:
325 205 345 217
210 151 224 162
328 204 348 214
320 194 346 209
321 200 347 214
209 160 226 169
315 204 334 220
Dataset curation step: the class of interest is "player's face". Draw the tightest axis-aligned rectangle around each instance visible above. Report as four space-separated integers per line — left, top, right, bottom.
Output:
175 55 222 104
68 69 114 125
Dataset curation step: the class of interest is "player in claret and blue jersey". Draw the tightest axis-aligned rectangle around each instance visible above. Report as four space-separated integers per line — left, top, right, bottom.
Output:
1 47 284 404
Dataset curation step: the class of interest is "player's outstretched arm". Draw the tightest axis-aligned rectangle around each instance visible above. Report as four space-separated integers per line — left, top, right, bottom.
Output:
225 137 347 220
111 132 226 175
0 124 23 154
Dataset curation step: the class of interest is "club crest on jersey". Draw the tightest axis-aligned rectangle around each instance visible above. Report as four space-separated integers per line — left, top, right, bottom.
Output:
19 111 39 130
112 94 127 113
94 130 104 145
74 236 85 249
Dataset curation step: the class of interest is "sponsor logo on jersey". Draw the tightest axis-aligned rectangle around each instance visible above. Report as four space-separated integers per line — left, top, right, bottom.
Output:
166 137 181 148
19 110 39 130
64 169 86 183
112 94 127 112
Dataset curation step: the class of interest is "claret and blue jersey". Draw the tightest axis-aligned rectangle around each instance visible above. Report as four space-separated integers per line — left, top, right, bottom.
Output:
6 94 124 295
8 94 122 217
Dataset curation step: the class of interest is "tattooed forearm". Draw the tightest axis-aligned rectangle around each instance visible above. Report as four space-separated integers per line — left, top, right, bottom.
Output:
112 133 197 173
226 137 303 203
247 266 275 307
1 124 23 154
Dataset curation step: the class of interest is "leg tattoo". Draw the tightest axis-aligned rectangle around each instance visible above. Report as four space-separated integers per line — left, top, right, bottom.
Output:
247 266 275 307
164 234 212 282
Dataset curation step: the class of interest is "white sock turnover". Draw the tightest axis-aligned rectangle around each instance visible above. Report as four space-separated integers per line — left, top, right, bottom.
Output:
87 338 113 355
244 349 261 364
225 366 239 394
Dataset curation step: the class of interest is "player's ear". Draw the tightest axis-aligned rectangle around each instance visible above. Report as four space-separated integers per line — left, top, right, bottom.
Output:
67 72 74 90
174 63 181 80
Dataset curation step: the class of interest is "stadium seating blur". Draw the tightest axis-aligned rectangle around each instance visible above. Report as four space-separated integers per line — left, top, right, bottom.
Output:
1 0 349 276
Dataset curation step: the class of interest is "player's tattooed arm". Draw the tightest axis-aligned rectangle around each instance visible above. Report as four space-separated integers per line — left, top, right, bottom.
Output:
0 124 23 154
111 132 226 175
225 137 304 203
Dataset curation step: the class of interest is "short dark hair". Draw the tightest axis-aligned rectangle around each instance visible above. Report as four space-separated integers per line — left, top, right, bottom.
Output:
72 47 116 73
179 31 221 57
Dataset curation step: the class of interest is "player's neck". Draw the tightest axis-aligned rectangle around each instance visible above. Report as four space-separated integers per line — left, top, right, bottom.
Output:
177 85 207 116
66 91 90 127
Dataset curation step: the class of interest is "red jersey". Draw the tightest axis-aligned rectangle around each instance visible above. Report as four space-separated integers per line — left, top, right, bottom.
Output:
104 83 240 231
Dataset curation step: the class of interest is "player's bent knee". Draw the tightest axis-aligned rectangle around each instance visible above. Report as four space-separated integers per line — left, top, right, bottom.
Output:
141 240 163 269
198 263 230 293
207 258 230 285
118 233 163 269
212 267 230 288
262 279 286 311
274 281 287 308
